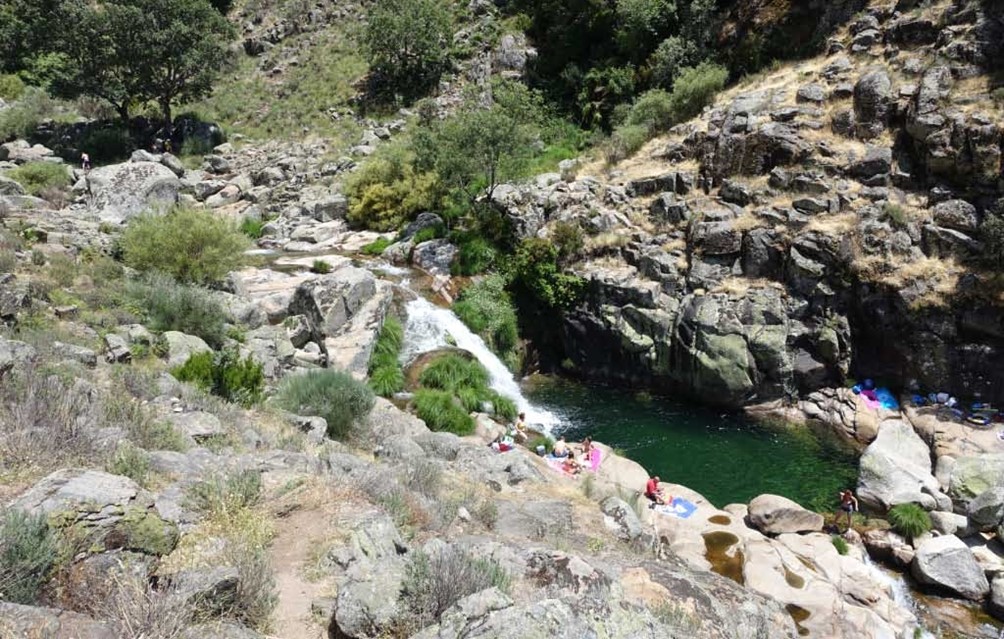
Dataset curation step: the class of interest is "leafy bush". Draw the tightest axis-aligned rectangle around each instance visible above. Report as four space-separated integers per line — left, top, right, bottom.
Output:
831 535 849 556
604 123 649 164
665 62 728 123
126 276 228 348
7 162 71 196
0 87 59 140
239 217 265 239
453 235 499 276
107 442 151 486
413 389 475 435
368 316 405 397
0 508 58 605
0 74 25 100
453 275 519 362
223 543 277 632
362 236 393 256
887 503 931 539
627 88 675 131
172 348 265 407
120 206 249 285
413 224 445 244
345 142 440 231
551 221 585 261
310 259 332 274
506 238 585 309
186 469 262 516
400 547 511 628
490 393 518 422
274 370 375 439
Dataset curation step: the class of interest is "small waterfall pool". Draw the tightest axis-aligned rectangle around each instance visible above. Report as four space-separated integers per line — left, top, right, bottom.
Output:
400 296 562 428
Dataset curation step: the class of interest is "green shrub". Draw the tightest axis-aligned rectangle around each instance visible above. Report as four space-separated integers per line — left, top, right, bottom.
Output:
419 355 490 393
551 221 585 261
345 142 440 231
0 509 58 605
370 366 405 398
453 275 519 361
186 469 262 516
831 535 849 556
0 74 25 101
604 123 649 164
126 276 228 348
453 235 498 276
992 87 1004 106
506 238 585 309
7 162 70 197
107 441 151 486
310 259 332 274
364 0 453 100
239 217 265 239
666 62 728 123
120 206 249 285
882 202 909 229
362 236 393 256
414 389 474 435
274 370 375 439
172 348 264 407
401 547 511 628
887 503 931 539
627 89 674 131
0 88 58 140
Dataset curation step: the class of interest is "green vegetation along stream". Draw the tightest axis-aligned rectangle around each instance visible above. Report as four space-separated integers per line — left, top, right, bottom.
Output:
525 377 859 510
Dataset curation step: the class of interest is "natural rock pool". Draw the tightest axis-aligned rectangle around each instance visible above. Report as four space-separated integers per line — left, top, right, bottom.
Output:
525 376 859 510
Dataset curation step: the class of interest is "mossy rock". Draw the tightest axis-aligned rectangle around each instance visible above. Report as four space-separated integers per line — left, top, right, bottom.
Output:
105 508 179 556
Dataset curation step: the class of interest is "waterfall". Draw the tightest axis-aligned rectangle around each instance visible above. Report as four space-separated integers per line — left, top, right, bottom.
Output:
861 554 936 639
400 296 562 430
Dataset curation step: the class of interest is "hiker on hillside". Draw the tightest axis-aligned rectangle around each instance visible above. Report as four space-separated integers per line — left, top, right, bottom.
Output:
838 488 859 532
81 152 91 172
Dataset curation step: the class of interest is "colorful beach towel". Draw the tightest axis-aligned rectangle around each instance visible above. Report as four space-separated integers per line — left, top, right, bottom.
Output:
588 448 602 471
653 497 698 519
544 456 578 477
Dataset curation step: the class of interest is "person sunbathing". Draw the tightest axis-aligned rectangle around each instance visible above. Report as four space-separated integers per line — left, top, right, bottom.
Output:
552 436 569 458
562 456 581 475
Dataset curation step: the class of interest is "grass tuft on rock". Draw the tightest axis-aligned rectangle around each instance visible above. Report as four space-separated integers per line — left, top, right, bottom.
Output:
887 503 931 540
413 389 475 435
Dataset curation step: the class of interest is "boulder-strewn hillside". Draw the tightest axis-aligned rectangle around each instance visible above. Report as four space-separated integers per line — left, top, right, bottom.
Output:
493 0 1004 408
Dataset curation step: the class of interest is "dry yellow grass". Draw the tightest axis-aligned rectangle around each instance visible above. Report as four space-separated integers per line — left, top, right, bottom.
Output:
805 212 858 235
711 277 786 297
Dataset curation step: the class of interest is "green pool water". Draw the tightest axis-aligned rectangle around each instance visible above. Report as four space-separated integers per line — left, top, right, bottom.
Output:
524 377 859 510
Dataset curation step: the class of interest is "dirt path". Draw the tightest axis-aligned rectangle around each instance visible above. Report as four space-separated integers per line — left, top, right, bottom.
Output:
269 506 333 639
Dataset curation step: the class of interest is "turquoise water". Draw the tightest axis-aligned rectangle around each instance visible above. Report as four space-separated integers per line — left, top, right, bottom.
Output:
525 377 859 510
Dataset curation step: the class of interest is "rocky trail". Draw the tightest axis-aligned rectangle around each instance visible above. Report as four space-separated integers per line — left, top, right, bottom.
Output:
268 505 332 639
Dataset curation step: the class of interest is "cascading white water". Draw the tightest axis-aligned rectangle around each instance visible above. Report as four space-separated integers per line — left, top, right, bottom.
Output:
862 554 936 639
400 296 562 429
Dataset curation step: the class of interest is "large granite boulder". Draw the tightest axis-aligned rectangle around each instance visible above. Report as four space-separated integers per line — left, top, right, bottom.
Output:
288 266 376 343
857 420 944 512
748 494 823 534
853 69 892 139
163 331 212 368
911 535 989 601
9 469 178 556
948 455 1004 506
84 161 181 224
966 487 1004 531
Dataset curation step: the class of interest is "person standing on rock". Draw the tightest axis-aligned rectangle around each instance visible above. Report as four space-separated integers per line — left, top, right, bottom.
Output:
838 489 858 532
81 152 91 172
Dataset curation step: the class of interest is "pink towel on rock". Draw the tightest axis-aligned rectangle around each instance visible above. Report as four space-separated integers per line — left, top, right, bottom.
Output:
589 448 602 471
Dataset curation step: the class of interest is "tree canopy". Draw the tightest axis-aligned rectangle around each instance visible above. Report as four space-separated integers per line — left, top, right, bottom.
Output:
363 0 453 102
0 0 233 125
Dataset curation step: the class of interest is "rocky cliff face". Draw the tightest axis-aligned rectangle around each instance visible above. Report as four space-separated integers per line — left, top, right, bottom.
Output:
498 0 1004 407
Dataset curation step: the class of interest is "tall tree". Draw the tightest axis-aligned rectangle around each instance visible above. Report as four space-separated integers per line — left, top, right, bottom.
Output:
46 0 233 126
363 0 452 102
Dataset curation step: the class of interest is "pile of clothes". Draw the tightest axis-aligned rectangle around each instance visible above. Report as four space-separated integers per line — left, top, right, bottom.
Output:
851 378 899 410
